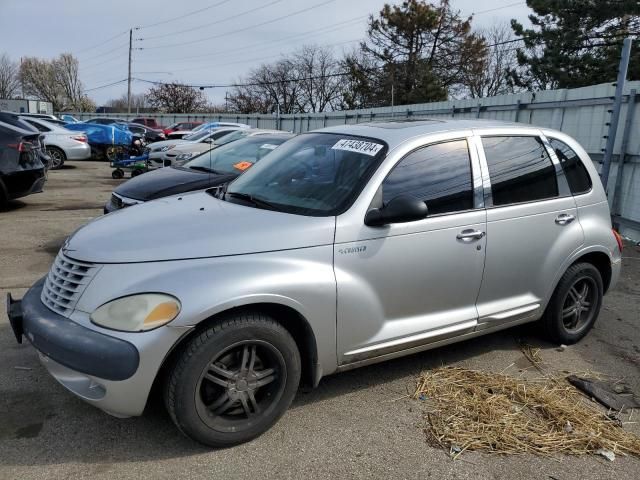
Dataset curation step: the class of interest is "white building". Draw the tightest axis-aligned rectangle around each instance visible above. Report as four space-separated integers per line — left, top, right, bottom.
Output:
0 98 53 115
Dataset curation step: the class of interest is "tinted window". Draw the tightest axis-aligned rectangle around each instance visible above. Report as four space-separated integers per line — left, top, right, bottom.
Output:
26 120 50 132
483 136 558 206
549 138 592 195
382 140 474 215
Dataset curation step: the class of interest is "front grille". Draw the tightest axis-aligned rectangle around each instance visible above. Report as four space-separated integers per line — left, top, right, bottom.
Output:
111 193 124 210
41 251 98 316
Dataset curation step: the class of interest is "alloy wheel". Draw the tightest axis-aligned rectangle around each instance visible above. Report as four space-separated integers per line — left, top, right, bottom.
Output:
194 340 286 433
561 276 597 333
47 148 64 168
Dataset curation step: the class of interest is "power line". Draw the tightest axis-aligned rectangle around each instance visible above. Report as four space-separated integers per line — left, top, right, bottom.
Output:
134 15 367 65
85 78 128 92
137 0 232 29
140 0 336 49
73 30 129 55
139 0 281 41
471 1 525 16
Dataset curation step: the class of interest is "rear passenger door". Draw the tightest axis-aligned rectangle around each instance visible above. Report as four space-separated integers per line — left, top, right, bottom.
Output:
475 133 584 329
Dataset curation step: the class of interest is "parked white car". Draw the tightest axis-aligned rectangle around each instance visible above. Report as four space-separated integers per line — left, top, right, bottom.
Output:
147 128 242 168
19 117 91 169
167 122 250 140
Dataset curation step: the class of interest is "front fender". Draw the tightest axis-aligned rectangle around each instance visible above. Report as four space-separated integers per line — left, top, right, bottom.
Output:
74 246 338 376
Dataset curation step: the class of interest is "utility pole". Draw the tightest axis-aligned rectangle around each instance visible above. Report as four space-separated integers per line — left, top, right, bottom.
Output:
127 28 133 115
601 37 632 191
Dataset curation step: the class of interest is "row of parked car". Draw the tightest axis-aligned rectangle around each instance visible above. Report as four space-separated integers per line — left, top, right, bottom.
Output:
0 112 236 209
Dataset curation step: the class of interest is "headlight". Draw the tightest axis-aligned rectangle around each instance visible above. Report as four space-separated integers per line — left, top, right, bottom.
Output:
176 152 194 160
160 145 176 152
91 294 181 332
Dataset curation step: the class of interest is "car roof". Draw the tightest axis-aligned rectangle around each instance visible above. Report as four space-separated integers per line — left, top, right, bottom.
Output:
315 119 532 149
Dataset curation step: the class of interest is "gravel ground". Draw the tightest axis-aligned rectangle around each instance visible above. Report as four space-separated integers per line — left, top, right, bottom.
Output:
0 161 639 480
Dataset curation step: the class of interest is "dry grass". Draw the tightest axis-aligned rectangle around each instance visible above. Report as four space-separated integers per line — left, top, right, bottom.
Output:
414 367 640 458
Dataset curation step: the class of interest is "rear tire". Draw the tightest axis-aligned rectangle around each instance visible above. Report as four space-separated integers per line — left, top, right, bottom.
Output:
0 178 8 211
165 311 301 447
542 262 603 344
111 169 124 179
46 146 66 169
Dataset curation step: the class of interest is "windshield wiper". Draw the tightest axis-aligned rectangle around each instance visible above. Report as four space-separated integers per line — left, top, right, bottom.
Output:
225 192 279 211
188 165 220 174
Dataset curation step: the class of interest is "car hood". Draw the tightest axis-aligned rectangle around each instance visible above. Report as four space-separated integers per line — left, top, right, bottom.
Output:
170 143 212 154
66 191 335 263
147 139 190 151
114 166 232 201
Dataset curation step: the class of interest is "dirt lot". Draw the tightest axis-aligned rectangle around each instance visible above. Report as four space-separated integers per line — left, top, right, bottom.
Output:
1 161 639 480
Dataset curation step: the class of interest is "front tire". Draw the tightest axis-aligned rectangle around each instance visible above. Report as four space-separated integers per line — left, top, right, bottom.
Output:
165 312 301 447
542 262 603 344
46 146 66 169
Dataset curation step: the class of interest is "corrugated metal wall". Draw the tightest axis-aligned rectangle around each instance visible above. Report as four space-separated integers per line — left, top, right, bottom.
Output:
67 81 640 239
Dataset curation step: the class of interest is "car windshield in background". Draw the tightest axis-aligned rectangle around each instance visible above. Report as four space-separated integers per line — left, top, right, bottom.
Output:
226 133 388 216
213 129 249 146
184 136 288 175
184 129 212 141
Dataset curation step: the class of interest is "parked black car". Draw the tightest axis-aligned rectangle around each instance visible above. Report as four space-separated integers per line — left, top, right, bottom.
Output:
127 122 166 143
104 133 293 213
0 112 51 169
0 122 46 209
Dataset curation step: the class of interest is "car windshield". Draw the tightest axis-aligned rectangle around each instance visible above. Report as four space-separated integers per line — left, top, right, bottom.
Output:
225 133 387 216
183 129 212 141
184 136 289 175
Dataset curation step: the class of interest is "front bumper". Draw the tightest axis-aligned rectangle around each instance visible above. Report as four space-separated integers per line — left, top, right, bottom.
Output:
6 278 184 418
7 279 139 380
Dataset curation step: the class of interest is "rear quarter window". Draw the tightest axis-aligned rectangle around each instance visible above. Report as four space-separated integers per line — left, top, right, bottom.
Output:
548 138 592 195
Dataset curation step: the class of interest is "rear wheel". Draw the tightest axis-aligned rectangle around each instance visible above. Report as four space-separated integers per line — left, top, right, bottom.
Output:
165 312 301 447
46 146 66 169
542 262 603 344
111 169 124 179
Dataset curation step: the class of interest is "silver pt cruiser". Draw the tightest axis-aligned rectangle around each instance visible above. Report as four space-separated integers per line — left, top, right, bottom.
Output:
7 119 622 447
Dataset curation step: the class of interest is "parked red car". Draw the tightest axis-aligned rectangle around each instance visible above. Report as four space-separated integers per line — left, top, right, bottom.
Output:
132 118 165 130
163 121 203 136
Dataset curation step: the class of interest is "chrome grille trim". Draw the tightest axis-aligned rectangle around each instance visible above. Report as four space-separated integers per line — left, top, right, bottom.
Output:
41 251 98 316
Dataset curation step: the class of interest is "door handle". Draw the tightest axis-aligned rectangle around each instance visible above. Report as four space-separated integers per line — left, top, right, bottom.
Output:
456 229 485 241
555 213 576 225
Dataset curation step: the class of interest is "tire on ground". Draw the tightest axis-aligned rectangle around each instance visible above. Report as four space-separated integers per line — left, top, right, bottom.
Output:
542 262 603 344
164 311 301 447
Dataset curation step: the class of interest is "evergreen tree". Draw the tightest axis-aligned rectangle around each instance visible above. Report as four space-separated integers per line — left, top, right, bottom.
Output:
511 0 640 90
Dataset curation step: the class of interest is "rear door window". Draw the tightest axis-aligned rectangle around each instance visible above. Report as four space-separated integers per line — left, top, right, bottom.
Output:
549 138 592 195
482 136 558 206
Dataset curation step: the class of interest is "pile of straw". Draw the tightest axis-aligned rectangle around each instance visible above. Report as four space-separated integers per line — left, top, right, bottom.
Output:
413 367 640 458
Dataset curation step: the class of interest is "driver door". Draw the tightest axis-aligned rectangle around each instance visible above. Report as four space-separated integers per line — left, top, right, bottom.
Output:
335 138 487 365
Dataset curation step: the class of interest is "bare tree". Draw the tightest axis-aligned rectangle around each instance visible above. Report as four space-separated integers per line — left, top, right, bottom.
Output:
147 82 208 113
0 53 20 99
54 54 83 109
106 92 150 112
461 23 519 98
292 45 343 112
19 53 89 110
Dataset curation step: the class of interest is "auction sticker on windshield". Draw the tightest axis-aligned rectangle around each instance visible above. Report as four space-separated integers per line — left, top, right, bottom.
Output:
332 139 384 156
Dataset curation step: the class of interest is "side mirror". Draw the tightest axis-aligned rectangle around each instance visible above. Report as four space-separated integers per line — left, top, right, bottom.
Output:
364 194 428 227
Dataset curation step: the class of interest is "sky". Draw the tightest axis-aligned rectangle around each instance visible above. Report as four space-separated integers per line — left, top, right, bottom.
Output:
0 0 533 107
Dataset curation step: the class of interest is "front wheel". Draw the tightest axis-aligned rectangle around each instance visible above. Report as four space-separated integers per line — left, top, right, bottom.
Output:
542 262 603 344
165 312 301 447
